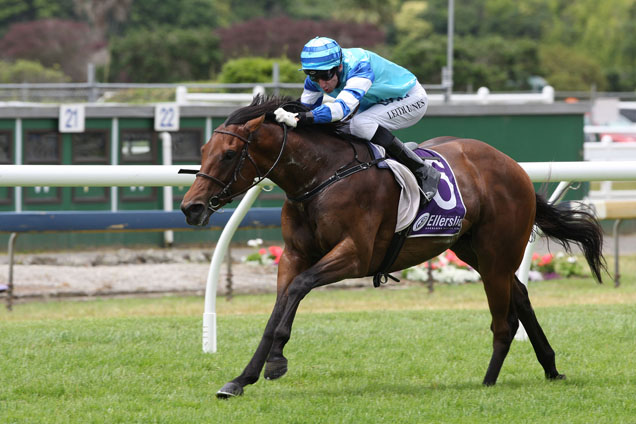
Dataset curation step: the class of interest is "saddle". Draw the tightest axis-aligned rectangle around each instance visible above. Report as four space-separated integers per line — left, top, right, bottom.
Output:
372 146 467 287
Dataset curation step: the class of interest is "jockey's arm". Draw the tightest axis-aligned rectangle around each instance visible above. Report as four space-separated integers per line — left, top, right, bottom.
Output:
300 62 375 124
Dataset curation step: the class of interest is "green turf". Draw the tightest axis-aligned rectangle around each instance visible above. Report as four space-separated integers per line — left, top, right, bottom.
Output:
1 298 635 423
1 255 634 423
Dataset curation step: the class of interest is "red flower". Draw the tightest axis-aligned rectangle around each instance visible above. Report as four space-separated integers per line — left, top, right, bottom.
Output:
538 253 553 267
268 246 283 264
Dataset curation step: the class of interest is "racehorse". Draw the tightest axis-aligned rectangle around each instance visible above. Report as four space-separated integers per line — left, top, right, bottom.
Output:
180 96 605 398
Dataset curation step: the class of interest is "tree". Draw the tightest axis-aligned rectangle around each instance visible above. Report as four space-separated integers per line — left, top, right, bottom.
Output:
72 0 133 40
107 27 221 82
394 1 433 40
390 34 446 85
0 0 76 34
391 34 542 91
124 0 224 32
216 0 292 23
539 44 606 91
332 0 401 27
543 0 636 91
217 16 385 61
0 19 99 81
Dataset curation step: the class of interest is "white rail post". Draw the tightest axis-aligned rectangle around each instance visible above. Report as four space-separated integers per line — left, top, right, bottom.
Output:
515 180 572 341
160 132 174 246
202 180 272 353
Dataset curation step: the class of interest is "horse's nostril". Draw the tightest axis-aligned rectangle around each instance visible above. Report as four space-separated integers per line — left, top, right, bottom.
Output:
181 202 206 220
181 203 205 224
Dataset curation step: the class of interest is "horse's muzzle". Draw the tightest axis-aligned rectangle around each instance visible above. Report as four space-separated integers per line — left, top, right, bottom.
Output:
181 201 210 226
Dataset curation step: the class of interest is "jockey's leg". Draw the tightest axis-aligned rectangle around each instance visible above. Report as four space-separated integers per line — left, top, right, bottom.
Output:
370 126 440 203
347 82 440 203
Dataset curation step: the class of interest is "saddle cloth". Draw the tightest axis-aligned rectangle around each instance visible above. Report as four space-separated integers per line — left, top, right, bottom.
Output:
369 143 466 237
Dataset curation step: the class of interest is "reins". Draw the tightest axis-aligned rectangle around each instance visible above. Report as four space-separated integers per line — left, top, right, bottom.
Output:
179 119 383 209
286 140 384 202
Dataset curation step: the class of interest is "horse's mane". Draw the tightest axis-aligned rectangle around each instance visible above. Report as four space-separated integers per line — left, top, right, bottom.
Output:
225 95 345 138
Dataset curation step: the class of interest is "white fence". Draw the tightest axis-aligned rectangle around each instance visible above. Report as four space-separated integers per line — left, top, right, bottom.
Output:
174 84 556 107
2 161 636 352
428 85 555 105
176 85 266 106
583 123 636 199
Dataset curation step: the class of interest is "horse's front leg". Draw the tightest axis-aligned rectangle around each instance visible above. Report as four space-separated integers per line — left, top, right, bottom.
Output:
216 251 309 399
265 238 367 381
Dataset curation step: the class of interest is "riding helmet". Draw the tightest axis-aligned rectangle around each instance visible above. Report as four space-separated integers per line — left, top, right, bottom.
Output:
300 37 342 70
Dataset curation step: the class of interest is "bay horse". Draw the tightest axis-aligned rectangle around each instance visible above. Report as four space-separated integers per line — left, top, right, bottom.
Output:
180 96 605 398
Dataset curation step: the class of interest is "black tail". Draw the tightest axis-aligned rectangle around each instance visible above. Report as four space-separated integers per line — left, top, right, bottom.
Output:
534 194 606 283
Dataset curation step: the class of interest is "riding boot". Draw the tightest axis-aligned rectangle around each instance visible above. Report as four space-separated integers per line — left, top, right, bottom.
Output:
371 126 440 204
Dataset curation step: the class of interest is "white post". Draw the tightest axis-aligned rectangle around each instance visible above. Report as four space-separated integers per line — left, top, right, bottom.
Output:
14 118 22 212
202 181 270 353
161 132 174 246
110 118 119 211
205 117 212 142
515 180 572 341
542 85 555 103
176 86 188 104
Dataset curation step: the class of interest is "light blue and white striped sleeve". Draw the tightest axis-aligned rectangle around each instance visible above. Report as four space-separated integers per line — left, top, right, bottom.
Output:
300 77 324 109
311 61 374 124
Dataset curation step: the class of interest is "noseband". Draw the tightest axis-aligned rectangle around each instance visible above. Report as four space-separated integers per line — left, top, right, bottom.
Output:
179 123 288 210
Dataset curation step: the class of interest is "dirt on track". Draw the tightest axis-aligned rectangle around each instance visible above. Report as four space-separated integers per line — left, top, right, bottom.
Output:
1 246 373 301
2 234 633 302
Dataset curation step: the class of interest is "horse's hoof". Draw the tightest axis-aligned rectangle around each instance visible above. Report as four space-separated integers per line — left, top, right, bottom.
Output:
264 358 288 380
546 372 566 381
216 382 244 399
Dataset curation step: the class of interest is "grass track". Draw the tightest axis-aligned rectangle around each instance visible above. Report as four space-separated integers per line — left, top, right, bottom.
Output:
1 258 635 423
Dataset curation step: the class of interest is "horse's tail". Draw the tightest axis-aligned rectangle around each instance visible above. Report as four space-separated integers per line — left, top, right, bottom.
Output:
534 193 606 283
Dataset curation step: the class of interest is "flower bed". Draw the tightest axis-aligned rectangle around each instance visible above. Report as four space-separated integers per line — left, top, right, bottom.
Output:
242 239 283 265
242 240 589 284
403 250 588 285
527 252 587 281
402 250 480 285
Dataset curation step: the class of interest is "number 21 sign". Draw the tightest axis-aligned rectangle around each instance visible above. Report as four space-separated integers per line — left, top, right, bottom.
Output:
59 104 85 133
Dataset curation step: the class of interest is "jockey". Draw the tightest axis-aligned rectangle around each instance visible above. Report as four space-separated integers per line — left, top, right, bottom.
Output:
274 36 440 204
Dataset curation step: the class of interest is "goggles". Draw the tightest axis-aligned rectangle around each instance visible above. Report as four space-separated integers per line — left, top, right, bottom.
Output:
303 67 338 82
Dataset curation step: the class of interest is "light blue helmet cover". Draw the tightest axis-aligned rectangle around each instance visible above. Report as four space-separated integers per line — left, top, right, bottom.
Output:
300 37 342 70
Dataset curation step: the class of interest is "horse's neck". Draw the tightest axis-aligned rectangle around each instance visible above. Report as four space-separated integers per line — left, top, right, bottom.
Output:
265 127 363 198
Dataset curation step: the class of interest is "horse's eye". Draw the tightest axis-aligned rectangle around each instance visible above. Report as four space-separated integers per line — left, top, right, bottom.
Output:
222 150 237 162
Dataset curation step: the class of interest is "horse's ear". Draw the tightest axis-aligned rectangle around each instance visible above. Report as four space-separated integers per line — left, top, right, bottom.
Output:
243 115 265 133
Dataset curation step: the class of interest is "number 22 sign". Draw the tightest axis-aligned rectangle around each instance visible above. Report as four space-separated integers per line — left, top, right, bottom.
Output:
154 104 180 132
59 104 85 133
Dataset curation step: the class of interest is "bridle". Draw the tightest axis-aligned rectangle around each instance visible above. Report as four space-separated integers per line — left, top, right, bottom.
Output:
179 123 288 210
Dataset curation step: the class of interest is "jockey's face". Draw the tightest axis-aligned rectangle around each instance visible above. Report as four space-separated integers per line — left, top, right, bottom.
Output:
316 64 342 94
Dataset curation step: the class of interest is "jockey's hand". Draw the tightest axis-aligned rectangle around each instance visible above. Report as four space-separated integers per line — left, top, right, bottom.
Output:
274 108 298 128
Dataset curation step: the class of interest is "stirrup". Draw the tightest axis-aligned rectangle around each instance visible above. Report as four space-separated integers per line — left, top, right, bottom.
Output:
414 167 440 204
419 187 436 203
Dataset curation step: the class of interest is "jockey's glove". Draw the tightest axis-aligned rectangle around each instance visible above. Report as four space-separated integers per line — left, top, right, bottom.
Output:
274 108 298 127
274 108 314 128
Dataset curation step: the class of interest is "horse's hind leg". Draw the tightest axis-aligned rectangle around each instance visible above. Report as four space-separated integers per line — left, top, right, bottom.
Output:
452 240 518 385
512 276 565 380
480 271 518 385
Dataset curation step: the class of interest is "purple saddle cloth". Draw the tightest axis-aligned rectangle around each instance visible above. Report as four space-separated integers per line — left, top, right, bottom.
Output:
374 146 466 237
